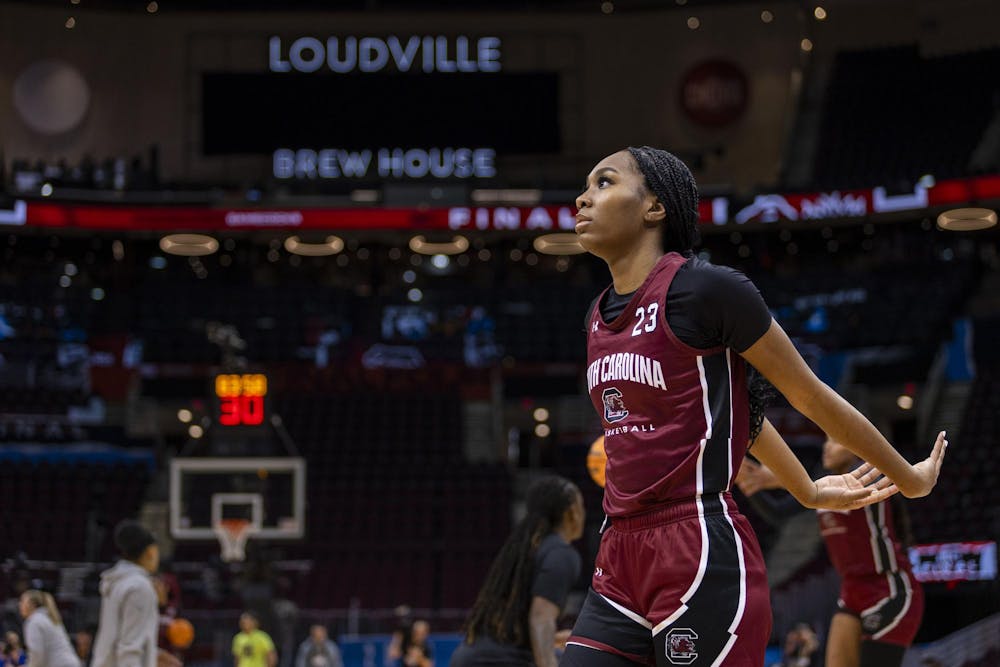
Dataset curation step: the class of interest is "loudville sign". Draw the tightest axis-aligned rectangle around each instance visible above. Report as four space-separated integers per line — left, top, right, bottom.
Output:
268 35 502 74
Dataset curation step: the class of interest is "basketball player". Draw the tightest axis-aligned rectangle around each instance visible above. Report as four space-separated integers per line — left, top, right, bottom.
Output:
736 437 924 667
450 476 585 667
92 520 181 667
562 146 947 666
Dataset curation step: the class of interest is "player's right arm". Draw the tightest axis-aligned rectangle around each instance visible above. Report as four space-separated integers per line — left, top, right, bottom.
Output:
741 319 948 498
528 596 560 667
743 419 897 511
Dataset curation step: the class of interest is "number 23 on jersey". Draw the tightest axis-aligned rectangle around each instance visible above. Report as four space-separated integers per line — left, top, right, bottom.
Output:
631 302 659 337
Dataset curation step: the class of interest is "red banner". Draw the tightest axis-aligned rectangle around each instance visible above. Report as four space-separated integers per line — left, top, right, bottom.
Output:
3 174 999 232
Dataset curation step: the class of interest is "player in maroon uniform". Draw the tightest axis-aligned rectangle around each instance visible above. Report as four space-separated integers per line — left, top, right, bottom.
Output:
737 438 924 667
561 146 947 666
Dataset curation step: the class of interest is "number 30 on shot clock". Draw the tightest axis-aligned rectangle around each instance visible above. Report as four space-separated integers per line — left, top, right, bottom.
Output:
214 373 267 426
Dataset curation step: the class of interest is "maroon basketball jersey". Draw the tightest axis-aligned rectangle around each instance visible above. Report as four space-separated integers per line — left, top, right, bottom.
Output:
817 501 910 578
586 253 751 517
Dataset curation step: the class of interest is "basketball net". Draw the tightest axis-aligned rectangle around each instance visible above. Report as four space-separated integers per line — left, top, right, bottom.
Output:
213 519 257 562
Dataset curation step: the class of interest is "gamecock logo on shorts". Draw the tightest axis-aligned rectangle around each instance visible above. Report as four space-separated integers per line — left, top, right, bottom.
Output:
665 628 699 665
863 613 882 633
602 387 629 423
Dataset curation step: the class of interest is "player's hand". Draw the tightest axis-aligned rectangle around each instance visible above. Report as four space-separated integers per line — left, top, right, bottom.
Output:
735 459 781 497
156 649 182 667
554 629 572 649
805 461 898 510
898 431 949 498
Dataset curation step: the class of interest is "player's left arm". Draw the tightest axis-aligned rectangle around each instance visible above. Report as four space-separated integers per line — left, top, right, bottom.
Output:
746 419 897 510
741 320 947 498
691 264 946 498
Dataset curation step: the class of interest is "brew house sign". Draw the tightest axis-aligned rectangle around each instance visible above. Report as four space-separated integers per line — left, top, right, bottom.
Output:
269 34 502 181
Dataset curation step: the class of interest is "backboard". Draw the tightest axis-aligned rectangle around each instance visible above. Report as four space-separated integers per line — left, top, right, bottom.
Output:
169 457 305 540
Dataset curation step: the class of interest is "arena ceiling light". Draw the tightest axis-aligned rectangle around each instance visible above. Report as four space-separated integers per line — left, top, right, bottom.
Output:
409 235 469 255
284 235 345 256
936 208 997 231
160 234 219 256
533 233 586 255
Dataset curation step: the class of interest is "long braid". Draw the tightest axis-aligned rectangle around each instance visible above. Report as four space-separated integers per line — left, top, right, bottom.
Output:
463 476 579 647
626 146 701 255
747 364 775 446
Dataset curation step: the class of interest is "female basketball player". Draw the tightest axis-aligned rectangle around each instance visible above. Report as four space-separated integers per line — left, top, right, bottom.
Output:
451 476 585 667
736 437 924 667
562 146 947 666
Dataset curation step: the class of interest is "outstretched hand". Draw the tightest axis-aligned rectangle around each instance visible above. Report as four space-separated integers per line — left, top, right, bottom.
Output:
735 459 781 497
806 461 899 511
899 431 949 498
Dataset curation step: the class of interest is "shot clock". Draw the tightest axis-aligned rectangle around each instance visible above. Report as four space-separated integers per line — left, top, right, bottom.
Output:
214 373 268 427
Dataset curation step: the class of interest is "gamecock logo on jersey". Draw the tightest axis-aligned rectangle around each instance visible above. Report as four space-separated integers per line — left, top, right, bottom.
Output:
665 628 699 665
602 387 629 423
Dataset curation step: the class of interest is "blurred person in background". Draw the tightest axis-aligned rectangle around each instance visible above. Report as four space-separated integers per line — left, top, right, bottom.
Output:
19 589 80 667
1 631 26 666
389 620 434 667
293 625 342 667
778 624 819 667
451 476 584 667
73 627 95 667
232 612 277 667
92 520 181 667
738 437 924 667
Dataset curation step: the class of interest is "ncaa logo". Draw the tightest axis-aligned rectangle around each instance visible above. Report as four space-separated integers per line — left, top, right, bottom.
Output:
602 387 629 423
665 628 699 665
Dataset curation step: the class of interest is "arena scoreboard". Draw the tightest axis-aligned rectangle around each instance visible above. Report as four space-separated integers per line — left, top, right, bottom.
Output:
213 373 268 427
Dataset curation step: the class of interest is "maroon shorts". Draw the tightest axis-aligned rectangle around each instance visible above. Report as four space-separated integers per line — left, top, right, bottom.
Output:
565 494 771 666
838 570 924 647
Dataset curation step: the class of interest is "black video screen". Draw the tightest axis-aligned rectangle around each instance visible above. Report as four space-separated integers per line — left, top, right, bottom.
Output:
201 71 561 155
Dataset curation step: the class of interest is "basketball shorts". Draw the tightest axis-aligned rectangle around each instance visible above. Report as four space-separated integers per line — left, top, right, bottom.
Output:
837 570 924 647
563 493 771 666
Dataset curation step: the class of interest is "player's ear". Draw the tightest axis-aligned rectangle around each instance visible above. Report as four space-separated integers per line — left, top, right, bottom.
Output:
643 197 666 227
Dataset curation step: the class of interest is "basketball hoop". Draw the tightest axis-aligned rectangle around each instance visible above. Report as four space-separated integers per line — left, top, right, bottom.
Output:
213 518 258 562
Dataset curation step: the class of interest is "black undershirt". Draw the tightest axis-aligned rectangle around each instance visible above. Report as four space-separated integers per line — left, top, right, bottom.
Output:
594 257 772 353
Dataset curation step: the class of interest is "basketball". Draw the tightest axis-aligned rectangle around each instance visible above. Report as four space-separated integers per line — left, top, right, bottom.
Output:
166 618 195 649
586 436 607 488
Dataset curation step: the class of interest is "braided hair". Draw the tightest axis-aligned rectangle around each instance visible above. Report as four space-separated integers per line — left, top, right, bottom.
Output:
747 365 775 445
626 146 701 255
463 476 580 648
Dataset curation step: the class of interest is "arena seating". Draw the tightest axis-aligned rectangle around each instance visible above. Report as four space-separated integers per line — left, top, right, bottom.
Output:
911 316 1000 543
813 45 1000 189
0 461 151 561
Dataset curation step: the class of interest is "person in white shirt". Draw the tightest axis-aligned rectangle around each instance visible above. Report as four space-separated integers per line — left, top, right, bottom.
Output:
91 521 181 667
19 589 81 667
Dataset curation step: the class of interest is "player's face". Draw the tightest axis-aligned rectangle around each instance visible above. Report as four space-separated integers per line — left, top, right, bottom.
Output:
822 438 856 473
575 151 659 259
240 615 257 633
565 490 586 541
17 595 30 619
411 621 429 642
145 543 161 574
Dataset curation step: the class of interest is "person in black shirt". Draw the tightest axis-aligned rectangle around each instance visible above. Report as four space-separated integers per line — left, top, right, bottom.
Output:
450 476 584 667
